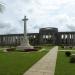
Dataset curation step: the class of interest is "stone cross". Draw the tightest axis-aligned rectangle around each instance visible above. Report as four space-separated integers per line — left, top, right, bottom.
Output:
16 16 33 50
22 16 28 38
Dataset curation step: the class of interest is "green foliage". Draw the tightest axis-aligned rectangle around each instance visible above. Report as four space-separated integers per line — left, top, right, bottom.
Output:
59 46 75 50
70 55 75 63
55 52 75 75
0 46 52 75
65 51 71 57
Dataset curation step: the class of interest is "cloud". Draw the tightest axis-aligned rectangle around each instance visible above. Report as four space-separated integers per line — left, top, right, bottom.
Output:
0 22 10 28
0 0 75 34
67 25 75 31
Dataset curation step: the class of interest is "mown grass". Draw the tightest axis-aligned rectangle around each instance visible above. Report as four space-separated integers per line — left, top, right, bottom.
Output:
59 46 75 50
55 51 75 75
0 46 52 75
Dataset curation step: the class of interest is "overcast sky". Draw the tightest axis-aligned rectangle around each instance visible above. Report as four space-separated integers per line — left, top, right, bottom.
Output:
0 0 75 34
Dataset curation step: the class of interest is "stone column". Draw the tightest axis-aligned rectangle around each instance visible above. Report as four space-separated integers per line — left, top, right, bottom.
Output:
67 34 70 46
63 34 65 44
23 16 28 39
73 34 75 45
71 34 73 46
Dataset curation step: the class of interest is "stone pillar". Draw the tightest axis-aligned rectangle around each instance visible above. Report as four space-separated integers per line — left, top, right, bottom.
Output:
63 34 65 45
23 16 27 40
67 34 69 45
70 34 71 45
73 34 75 45
73 34 75 46
70 34 73 45
71 34 74 46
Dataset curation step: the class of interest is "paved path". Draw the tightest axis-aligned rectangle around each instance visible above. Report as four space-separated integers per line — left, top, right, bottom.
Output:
23 46 58 75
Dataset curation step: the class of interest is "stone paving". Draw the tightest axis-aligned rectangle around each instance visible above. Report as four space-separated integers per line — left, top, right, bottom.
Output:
23 46 58 75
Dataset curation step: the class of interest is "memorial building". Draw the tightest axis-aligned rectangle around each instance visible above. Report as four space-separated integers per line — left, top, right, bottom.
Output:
0 27 75 46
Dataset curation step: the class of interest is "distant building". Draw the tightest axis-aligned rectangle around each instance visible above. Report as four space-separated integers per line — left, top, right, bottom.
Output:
0 27 75 46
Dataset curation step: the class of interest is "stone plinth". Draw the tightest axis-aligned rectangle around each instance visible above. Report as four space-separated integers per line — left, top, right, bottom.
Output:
16 38 34 50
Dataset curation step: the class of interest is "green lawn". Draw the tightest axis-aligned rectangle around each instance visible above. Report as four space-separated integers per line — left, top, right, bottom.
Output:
55 51 75 75
0 46 52 75
59 46 75 50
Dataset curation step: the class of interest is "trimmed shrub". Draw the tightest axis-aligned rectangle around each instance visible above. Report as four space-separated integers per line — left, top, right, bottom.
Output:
65 51 71 57
7 48 16 51
24 48 38 52
34 46 42 50
61 46 64 49
70 55 75 63
69 46 73 49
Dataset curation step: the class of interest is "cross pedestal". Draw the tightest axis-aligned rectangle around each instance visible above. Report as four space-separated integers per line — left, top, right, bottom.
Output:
16 16 34 50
